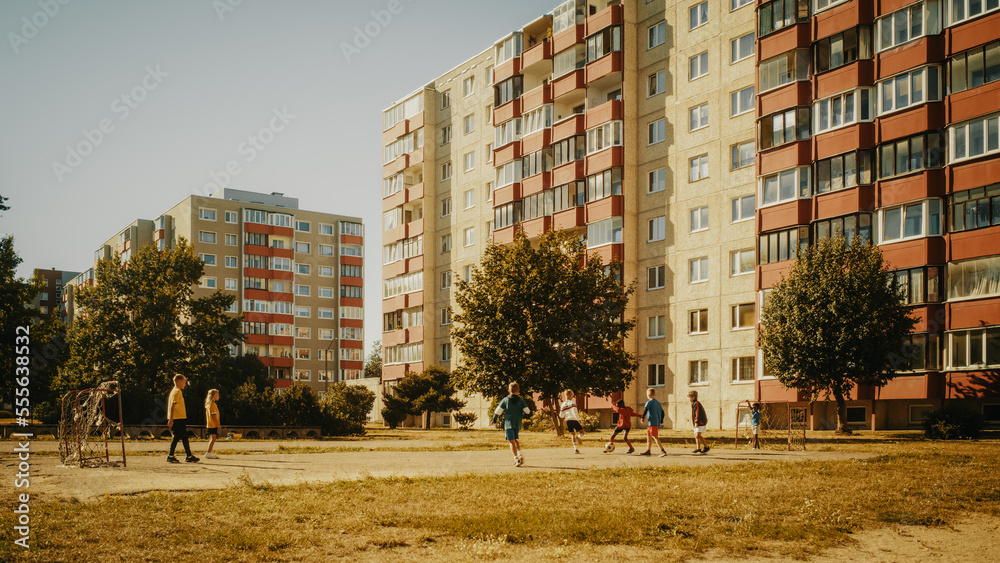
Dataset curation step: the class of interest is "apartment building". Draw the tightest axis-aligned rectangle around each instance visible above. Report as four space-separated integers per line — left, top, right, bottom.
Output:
381 0 759 428
31 268 79 321
65 189 365 396
755 0 1000 429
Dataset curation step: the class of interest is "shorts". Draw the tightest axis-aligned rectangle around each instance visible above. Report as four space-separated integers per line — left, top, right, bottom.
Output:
693 425 706 435
647 426 659 437
206 428 218 436
751 424 759 435
566 420 583 433
505 428 520 441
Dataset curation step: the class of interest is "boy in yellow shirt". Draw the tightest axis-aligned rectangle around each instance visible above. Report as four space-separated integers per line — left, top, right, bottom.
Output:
166 374 199 463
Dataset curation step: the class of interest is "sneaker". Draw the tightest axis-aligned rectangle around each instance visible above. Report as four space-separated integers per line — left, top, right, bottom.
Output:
574 449 581 454
518 453 524 465
205 453 219 459
626 448 635 454
513 458 520 467
166 456 179 463
702 446 710 454
658 451 668 458
185 455 200 463
693 449 703 454
639 451 651 456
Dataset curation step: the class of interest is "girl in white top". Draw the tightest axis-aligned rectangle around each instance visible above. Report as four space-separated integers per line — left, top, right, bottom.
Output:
559 389 584 454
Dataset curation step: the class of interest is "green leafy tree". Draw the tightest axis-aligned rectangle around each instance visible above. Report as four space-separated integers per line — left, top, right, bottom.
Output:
184 354 269 426
273 383 323 427
61 238 242 422
392 366 465 429
321 382 376 435
381 394 408 429
451 230 638 433
759 236 917 434
364 340 382 380
1 236 45 403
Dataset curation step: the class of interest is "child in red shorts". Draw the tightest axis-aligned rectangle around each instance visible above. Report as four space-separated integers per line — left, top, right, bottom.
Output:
609 399 641 454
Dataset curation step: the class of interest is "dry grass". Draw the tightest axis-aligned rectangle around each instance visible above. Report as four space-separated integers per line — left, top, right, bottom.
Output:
2 439 999 561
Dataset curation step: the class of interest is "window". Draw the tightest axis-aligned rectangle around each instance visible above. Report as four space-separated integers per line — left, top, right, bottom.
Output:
319 223 335 235
732 0 753 9
816 150 874 194
553 181 585 212
382 236 420 264
442 343 451 362
760 167 812 207
225 233 237 246
553 44 586 77
586 25 622 62
441 162 452 181
648 21 666 48
690 206 709 232
295 284 310 297
890 266 942 305
295 306 310 318
587 121 623 153
732 357 755 381
586 217 623 247
495 34 522 65
201 276 216 289
464 151 476 172
648 265 665 290
648 70 666 96
689 360 709 384
495 116 522 147
463 265 472 282
522 190 554 221
494 76 523 107
689 309 709 334
731 32 754 63
340 285 363 299
319 266 335 277
649 118 667 144
494 201 522 229
226 211 238 223
813 212 873 244
648 315 666 338
552 136 584 168
198 231 217 244
441 270 451 289
815 0 849 12
383 130 423 163
730 140 755 171
295 220 309 232
879 132 945 178
522 148 553 178
318 286 335 299
880 66 941 115
461 189 475 210
647 364 665 387
441 90 451 109
648 216 665 242
384 271 422 298
947 326 1000 368
758 49 810 93
732 303 755 329
949 183 1000 233
731 249 755 276
463 76 475 97
949 0 1000 26
759 226 810 264
815 26 872 74
689 51 709 80
758 0 809 37
199 254 217 266
441 308 452 326
587 168 622 201
318 308 334 320
340 264 362 278
690 1 709 29
949 112 1000 163
689 256 709 283
464 227 475 246
496 160 521 188
485 65 493 84
318 244 333 257
441 198 452 217
730 86 754 117
732 194 755 222
199 208 216 221
950 39 1000 94
947 256 1000 300
689 104 709 131
648 168 666 193
464 114 475 134
297 264 310 275
689 154 709 182
441 126 452 145
224 256 237 268
441 234 452 254
814 88 875 133
383 93 423 130
876 2 940 52
758 107 811 150
223 278 237 291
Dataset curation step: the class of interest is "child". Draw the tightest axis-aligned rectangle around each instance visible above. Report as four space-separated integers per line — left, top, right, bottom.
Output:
559 389 584 454
166 374 199 463
493 382 531 466
689 390 710 454
640 388 668 457
609 399 641 454
750 402 761 450
204 389 221 459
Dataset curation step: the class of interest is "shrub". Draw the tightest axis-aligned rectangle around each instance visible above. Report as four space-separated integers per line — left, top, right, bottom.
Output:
453 411 477 430
382 395 409 429
322 382 375 436
923 406 983 439
579 410 601 432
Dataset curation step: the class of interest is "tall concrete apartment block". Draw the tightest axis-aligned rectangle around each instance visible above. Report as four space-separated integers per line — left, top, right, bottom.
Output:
32 268 79 321
382 0 759 428
66 189 365 395
755 0 1000 429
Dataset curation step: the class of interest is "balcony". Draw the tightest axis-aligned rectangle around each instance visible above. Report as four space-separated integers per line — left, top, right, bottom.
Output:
879 238 946 271
493 141 522 165
585 196 623 223
493 56 522 84
758 199 811 232
521 39 552 72
259 356 294 369
951 158 1000 192
552 69 585 99
552 206 585 230
493 225 517 245
552 114 585 141
878 103 945 143
520 83 552 113
521 128 551 154
813 123 876 160
552 22 584 52
814 60 875 99
949 227 1000 262
521 216 552 238
758 23 810 61
877 36 945 79
949 297 1000 334
585 3 622 36
585 146 623 175
759 81 811 117
493 182 522 206
585 98 622 129
949 79 1000 124
815 184 875 221
551 160 584 185
878 169 945 207
382 154 409 176
585 243 622 264
758 141 812 176
493 98 521 124
521 172 550 197
382 112 423 145
585 51 622 84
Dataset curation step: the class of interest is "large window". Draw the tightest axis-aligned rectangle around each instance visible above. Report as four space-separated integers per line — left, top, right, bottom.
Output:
586 217 623 248
554 44 586 77
948 0 1000 27
495 117 522 147
553 181 585 212
879 66 941 115
759 49 810 93
949 112 1000 163
523 190 554 221
814 88 874 134
897 333 941 371
759 226 810 265
586 121 623 153
383 93 423 131
383 129 423 164
758 107 810 150
812 212 873 244
731 249 755 276
495 34 522 65
552 0 583 35
732 357 755 381
496 160 521 187
949 183 1000 233
947 326 1000 368
690 1 709 29
494 201 522 229
586 25 621 62
522 105 553 137
522 148 553 179
948 255 1000 300
816 150 874 194
494 76 523 107
876 1 941 52
587 168 622 201
878 132 945 178
878 199 942 244
731 140 755 169
731 303 755 329
815 26 872 73
732 194 755 222
890 266 942 305
758 0 809 37
552 135 585 167
731 32 755 63
759 166 812 207
949 39 1000 94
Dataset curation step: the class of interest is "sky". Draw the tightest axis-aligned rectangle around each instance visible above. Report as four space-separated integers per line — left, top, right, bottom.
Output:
0 0 552 355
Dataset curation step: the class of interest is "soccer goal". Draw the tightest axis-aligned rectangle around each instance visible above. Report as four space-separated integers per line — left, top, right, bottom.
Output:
734 400 807 451
59 381 127 468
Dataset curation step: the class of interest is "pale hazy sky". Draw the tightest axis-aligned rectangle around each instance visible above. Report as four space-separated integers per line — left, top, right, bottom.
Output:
0 0 552 354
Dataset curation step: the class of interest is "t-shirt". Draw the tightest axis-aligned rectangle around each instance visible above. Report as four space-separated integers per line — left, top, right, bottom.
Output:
751 411 761 426
498 394 530 431
168 387 186 420
559 399 580 421
691 400 708 427
612 405 637 429
206 402 220 428
643 398 663 427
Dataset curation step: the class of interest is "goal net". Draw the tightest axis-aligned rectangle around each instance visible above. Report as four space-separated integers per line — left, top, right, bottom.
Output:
734 400 807 451
59 381 127 468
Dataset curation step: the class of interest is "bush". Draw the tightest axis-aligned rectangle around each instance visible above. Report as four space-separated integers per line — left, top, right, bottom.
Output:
578 410 601 433
382 395 409 429
453 411 477 430
321 382 375 436
923 406 983 439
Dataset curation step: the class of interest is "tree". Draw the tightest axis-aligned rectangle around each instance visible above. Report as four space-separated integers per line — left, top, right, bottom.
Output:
60 238 242 422
381 394 408 429
364 340 382 380
451 230 638 433
393 366 466 429
759 236 917 434
0 236 45 402
321 382 376 436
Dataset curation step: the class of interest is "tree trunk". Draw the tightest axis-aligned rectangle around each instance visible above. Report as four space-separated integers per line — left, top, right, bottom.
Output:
832 389 852 435
423 410 432 430
549 403 564 437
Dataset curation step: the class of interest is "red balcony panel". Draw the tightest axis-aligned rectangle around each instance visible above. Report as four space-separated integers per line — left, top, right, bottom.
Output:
880 238 946 270
951 158 1000 192
340 297 363 308
881 0 921 13
879 169 946 207
815 184 876 220
521 172 550 197
246 334 269 345
403 290 422 308
382 154 409 176
949 297 1000 330
382 119 408 145
493 225 517 245
585 146 624 175
271 270 293 281
552 24 584 53
493 57 521 84
382 294 405 312
383 329 404 346
950 226 1000 261
521 129 551 154
271 292 293 302
948 80 1000 124
757 378 803 402
341 341 364 351
244 288 268 301
493 141 522 165
757 141 812 176
259 356 293 369
244 266 269 278
274 225 294 237
814 60 875 99
244 312 268 323
383 189 405 211
272 336 293 347
382 363 406 381
404 255 423 273
585 195 623 223
877 35 945 79
758 199 811 232
522 40 552 70
383 261 404 279
585 99 623 129
908 303 946 333
552 206 585 230
342 234 363 245
493 182 522 206
341 276 363 287
552 114 585 141
552 160 584 185
272 314 293 324
407 325 423 342
586 4 622 35
340 256 363 267
521 216 552 238
409 112 423 131
759 262 792 293
758 81 811 117
813 0 871 38
405 218 424 238
520 83 552 113
244 243 270 256
494 98 521 124
272 248 293 260
814 123 876 160
586 243 623 264
878 103 946 143
758 24 810 61
154 229 164 240
947 371 998 399
244 223 270 236
552 68 585 99
947 10 1000 54
585 51 623 84
878 374 945 400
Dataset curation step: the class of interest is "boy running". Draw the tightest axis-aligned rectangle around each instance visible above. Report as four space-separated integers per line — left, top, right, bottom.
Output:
559 389 584 454
493 382 531 466
609 399 641 454
689 390 710 454
640 388 668 457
